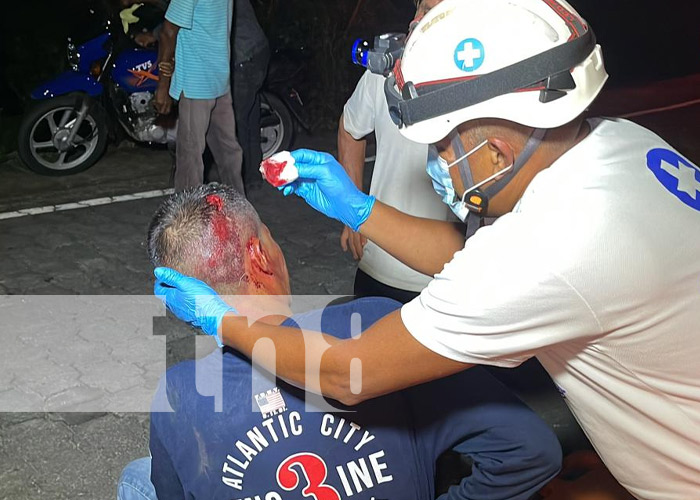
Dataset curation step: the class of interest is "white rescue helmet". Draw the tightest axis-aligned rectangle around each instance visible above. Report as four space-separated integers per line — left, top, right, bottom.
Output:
386 0 608 144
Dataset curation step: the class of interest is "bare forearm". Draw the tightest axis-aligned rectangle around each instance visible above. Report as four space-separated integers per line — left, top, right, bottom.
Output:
220 315 352 402
337 116 461 272
157 20 178 78
220 310 469 406
337 115 366 189
360 201 465 276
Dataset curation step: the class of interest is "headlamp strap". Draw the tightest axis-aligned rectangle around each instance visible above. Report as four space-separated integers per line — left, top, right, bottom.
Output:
398 28 595 126
451 133 475 189
483 127 546 199
465 211 482 239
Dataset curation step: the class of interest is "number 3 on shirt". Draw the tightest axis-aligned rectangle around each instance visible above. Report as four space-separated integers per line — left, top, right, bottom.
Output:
276 453 341 500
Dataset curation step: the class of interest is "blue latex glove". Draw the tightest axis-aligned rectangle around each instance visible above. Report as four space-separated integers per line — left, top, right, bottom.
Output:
281 149 376 232
153 267 237 347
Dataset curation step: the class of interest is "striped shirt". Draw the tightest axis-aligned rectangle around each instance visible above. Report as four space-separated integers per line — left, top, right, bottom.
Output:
166 0 233 99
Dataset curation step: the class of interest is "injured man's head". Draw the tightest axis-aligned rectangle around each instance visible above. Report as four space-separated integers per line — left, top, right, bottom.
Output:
147 183 292 305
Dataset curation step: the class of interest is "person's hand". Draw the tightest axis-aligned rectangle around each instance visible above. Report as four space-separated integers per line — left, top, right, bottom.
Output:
340 226 367 260
157 60 173 78
154 83 173 115
153 267 237 347
281 149 375 232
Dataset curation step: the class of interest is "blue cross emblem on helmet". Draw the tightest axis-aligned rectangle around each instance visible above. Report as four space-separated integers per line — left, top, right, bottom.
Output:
454 38 485 72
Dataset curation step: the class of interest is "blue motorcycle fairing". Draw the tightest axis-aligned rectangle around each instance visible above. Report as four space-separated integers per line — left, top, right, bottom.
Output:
112 48 159 93
76 33 110 73
31 72 104 100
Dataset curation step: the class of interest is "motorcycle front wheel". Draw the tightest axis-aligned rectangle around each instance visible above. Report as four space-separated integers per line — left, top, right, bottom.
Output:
18 94 108 176
260 91 294 160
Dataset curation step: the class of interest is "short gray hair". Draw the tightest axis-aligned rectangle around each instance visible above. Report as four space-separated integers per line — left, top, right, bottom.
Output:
147 183 261 287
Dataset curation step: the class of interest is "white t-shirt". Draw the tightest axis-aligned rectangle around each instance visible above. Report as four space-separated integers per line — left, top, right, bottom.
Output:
402 118 700 500
343 71 456 292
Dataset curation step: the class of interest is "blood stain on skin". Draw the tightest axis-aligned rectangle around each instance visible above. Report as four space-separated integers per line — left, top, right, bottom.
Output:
239 272 262 289
207 214 236 269
211 216 231 244
246 240 273 284
206 194 224 211
207 251 223 270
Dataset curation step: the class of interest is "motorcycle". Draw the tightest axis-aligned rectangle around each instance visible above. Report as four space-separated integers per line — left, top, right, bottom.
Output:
17 8 308 176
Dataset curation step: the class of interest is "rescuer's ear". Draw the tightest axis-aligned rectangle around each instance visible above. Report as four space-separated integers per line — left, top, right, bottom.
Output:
486 137 515 173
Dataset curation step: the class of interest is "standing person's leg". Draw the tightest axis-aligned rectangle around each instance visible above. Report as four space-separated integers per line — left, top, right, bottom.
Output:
233 50 269 190
232 75 257 187
174 96 215 191
207 91 244 194
117 458 157 500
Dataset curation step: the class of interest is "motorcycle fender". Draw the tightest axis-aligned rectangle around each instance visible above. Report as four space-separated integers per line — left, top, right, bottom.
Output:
31 72 103 100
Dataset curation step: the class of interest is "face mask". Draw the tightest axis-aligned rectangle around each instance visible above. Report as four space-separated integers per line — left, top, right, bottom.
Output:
427 146 453 204
427 140 489 222
427 146 470 221
431 128 546 222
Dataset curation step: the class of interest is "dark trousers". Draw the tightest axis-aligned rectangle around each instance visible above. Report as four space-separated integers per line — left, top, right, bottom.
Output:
232 48 270 190
417 368 562 499
353 268 421 305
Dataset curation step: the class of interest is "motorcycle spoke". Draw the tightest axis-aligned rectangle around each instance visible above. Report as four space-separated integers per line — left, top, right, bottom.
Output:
72 140 88 152
73 128 95 144
31 140 55 151
46 114 59 134
56 152 68 167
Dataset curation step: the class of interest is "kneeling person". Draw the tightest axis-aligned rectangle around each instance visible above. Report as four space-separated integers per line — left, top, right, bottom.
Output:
118 184 561 500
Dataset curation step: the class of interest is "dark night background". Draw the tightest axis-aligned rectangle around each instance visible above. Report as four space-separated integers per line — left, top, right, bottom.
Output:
0 0 699 160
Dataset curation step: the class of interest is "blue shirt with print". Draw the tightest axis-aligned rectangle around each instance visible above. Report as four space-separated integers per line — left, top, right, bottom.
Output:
150 297 558 500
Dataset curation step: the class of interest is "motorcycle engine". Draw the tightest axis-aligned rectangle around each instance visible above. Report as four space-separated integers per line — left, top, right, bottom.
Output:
124 91 170 144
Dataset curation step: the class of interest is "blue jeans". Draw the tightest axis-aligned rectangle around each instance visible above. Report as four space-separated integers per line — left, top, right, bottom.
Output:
117 457 157 500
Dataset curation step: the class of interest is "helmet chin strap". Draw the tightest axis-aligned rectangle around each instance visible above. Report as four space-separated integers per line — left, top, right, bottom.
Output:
450 127 547 237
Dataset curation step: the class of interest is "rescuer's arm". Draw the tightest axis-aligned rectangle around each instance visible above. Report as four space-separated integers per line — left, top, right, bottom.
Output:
155 267 471 405
286 149 464 276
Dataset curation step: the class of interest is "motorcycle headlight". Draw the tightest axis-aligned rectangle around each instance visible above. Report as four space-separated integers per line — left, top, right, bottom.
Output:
67 42 80 72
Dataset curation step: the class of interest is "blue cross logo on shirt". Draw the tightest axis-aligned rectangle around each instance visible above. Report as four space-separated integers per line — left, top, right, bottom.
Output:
647 148 700 211
454 38 485 72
